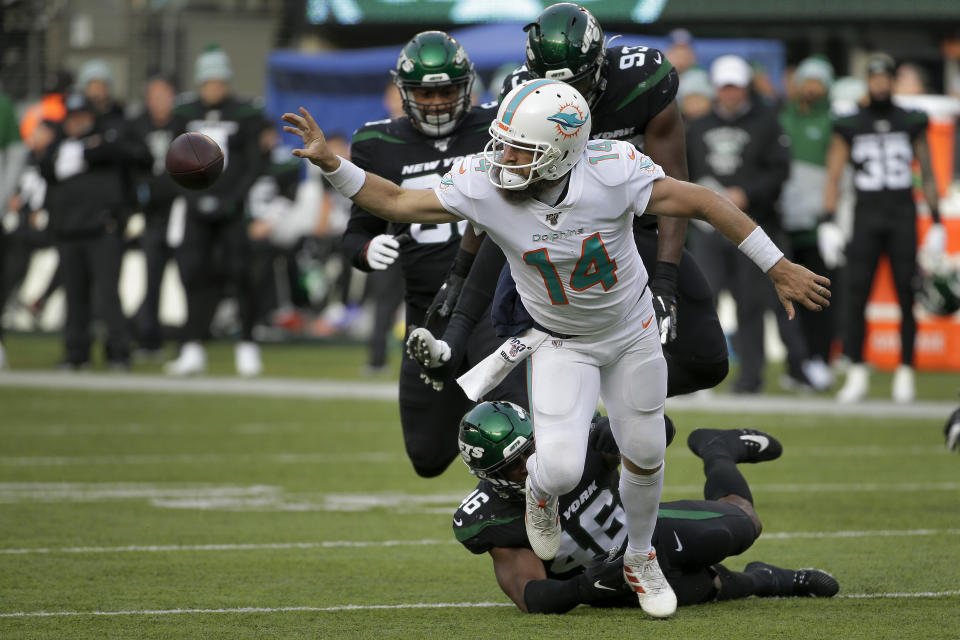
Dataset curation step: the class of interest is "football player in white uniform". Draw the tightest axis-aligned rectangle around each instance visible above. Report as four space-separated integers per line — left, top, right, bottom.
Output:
282 79 830 619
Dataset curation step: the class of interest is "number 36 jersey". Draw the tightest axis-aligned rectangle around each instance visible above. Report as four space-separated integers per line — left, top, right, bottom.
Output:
832 104 927 214
435 140 665 336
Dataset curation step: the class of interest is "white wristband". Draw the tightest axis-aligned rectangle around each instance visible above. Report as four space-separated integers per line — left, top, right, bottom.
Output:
738 226 784 273
321 156 366 199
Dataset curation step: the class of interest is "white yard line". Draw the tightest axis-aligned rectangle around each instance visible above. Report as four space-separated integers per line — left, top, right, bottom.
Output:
2 592 959 618
2 529 957 556
0 452 399 467
1 482 957 510
0 371 954 418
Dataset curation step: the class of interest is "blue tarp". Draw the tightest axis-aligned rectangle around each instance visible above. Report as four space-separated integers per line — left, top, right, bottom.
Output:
267 23 784 140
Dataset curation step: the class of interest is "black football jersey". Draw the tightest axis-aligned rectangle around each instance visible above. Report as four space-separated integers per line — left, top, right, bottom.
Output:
832 104 928 212
172 95 266 218
453 448 626 580
500 44 677 231
344 104 497 310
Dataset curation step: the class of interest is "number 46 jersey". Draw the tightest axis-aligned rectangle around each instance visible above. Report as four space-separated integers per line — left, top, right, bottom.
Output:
453 447 626 580
435 140 665 336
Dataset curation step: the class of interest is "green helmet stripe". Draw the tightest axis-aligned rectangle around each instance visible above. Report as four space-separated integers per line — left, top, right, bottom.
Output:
615 58 674 112
503 79 561 125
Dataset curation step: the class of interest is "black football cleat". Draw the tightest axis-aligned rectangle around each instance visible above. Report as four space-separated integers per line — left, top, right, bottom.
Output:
744 561 839 598
687 428 782 464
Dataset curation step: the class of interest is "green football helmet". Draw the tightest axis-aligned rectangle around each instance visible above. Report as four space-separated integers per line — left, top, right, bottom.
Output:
522 3 607 107
458 401 534 499
918 264 960 316
392 31 475 137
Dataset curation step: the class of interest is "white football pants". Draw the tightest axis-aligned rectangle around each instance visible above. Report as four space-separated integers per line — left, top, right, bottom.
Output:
525 289 667 554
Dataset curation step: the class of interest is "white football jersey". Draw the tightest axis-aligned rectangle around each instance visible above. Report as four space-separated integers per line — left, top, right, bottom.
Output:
435 139 665 335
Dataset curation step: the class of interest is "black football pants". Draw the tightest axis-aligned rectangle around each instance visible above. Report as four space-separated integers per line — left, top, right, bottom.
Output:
175 213 256 342
843 207 917 366
57 230 130 364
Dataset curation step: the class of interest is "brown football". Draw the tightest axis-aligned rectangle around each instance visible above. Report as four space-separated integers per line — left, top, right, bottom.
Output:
165 132 224 190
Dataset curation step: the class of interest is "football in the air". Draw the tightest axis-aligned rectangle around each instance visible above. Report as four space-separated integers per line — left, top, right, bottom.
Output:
166 132 224 190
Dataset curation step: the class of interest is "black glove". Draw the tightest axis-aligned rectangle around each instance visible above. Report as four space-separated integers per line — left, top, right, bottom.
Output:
651 261 679 346
423 246 475 334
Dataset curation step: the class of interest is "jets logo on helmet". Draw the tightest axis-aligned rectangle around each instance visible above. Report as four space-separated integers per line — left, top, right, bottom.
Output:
523 3 608 107
484 79 591 190
547 102 587 138
458 401 535 499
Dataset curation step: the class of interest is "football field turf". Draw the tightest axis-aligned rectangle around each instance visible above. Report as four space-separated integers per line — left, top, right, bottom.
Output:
1 344 958 638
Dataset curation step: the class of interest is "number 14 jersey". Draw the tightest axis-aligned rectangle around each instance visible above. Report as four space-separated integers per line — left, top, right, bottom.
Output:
435 139 665 336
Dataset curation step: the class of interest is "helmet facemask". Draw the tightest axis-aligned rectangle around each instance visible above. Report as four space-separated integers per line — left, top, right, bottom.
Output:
483 129 562 190
396 74 474 138
392 31 476 138
470 438 534 500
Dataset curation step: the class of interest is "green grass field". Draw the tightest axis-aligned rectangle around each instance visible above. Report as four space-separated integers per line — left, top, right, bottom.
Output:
1 336 959 639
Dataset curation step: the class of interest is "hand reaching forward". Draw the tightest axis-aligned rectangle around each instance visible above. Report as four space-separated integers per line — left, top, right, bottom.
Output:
768 259 831 320
281 107 339 171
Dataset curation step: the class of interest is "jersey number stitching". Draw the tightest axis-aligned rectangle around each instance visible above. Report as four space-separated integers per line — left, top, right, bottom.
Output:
523 233 618 305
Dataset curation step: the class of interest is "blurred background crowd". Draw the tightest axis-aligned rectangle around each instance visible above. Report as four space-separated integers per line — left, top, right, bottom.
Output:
1 0 959 392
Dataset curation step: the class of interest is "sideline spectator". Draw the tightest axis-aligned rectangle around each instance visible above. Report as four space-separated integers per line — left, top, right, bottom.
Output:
778 56 837 390
687 55 812 393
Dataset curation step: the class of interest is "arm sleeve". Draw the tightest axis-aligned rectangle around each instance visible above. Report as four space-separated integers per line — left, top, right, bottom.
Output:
741 114 790 212
441 236 507 352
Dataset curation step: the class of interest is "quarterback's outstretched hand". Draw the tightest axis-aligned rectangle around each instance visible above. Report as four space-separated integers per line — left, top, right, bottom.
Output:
282 107 339 171
768 259 831 320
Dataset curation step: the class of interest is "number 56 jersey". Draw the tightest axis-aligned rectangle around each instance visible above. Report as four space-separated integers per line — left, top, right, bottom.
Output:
435 140 665 336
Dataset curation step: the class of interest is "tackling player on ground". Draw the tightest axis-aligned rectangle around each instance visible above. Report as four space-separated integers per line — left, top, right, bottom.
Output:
453 401 839 613
409 3 728 397
283 76 829 618
340 31 528 478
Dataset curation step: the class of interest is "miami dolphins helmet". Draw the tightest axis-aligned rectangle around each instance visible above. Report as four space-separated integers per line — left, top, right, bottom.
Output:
484 78 591 190
523 3 607 107
458 401 534 499
392 31 475 137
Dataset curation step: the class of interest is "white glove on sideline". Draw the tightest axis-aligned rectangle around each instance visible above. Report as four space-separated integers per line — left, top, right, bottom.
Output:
817 221 846 270
365 234 400 270
922 223 947 256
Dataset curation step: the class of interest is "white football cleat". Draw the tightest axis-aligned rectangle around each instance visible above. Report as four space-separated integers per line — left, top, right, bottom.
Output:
164 341 206 376
235 341 262 377
836 363 868 403
891 365 915 404
524 476 561 561
406 327 451 369
624 550 677 618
